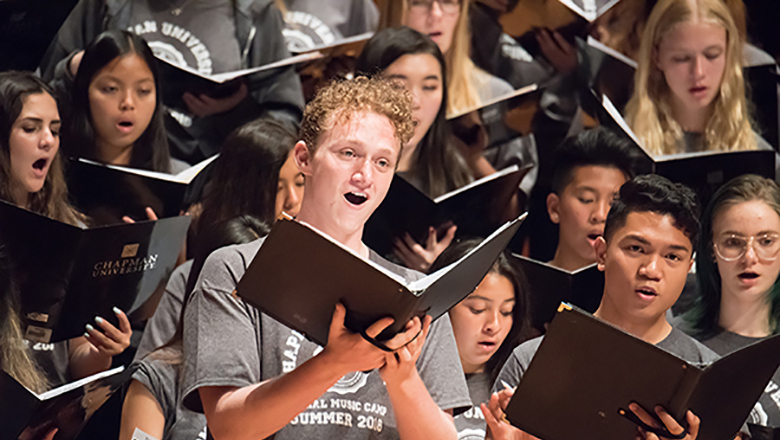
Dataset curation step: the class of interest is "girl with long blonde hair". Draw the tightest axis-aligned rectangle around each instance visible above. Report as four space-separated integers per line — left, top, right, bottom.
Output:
625 0 761 156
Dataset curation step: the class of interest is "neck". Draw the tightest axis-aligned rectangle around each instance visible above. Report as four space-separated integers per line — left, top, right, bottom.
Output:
671 100 710 133
10 183 28 208
719 288 772 337
396 143 417 173
295 206 369 259
460 357 484 375
594 294 672 344
96 141 133 166
550 244 593 272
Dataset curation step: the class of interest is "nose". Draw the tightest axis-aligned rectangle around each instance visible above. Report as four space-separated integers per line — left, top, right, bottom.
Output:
39 127 56 151
591 199 610 224
692 55 705 80
742 239 759 265
430 0 444 18
638 254 662 281
411 87 422 111
120 89 135 110
284 183 302 210
351 157 372 185
483 310 501 335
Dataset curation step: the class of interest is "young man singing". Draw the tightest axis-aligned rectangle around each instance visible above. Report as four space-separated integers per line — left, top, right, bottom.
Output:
180 76 470 440
486 175 745 440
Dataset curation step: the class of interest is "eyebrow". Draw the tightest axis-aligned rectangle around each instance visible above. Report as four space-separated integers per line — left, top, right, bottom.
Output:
18 117 61 125
720 230 780 236
466 295 516 303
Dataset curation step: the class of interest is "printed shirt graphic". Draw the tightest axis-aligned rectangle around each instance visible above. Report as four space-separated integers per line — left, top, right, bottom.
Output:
129 0 241 76
455 373 491 440
181 238 471 440
281 0 378 52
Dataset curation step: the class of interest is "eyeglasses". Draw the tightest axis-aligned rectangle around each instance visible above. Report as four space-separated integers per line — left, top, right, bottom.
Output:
408 0 461 15
713 233 780 261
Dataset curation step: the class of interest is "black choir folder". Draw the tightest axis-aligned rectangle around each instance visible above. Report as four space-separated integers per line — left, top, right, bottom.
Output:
66 155 217 225
363 165 529 256
236 214 525 347
512 256 603 330
0 366 132 440
749 425 780 440
0 201 191 343
597 94 775 203
155 51 320 108
505 305 780 440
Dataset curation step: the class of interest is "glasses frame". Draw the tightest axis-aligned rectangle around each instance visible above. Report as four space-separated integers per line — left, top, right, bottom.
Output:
713 233 780 262
408 0 461 15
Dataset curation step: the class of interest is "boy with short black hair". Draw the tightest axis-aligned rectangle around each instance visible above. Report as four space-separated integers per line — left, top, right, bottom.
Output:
486 175 732 440
546 127 639 271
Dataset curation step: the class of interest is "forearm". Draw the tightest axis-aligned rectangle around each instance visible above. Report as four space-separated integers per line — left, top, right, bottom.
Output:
386 370 458 440
68 337 111 380
202 351 347 440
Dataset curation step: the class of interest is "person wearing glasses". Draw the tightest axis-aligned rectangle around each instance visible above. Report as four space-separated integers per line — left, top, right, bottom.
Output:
678 174 780 433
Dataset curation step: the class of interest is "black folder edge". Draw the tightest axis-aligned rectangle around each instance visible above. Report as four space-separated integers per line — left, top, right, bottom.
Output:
74 154 218 184
236 213 526 347
505 304 780 440
447 83 540 120
0 365 133 440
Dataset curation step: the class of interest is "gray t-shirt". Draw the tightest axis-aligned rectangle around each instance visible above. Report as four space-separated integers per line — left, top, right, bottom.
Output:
455 372 492 440
181 238 471 439
700 330 780 428
133 355 207 440
496 327 720 391
494 327 727 438
129 0 242 76
135 260 193 361
282 0 378 52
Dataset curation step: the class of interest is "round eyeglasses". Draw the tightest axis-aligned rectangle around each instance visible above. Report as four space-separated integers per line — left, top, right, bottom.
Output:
713 233 780 262
408 0 461 15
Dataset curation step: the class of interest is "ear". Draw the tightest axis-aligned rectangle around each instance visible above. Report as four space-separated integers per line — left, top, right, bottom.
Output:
653 47 662 72
594 236 608 272
293 141 312 176
547 193 561 224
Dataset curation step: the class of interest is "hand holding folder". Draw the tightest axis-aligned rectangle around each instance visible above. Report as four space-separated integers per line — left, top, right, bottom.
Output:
503 305 780 440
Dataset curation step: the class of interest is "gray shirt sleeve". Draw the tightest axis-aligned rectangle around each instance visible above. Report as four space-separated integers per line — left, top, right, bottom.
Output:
417 314 472 413
136 260 193 361
493 337 543 393
181 242 263 413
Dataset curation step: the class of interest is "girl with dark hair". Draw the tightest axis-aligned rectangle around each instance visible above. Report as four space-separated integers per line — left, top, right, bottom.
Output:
356 26 472 199
0 70 132 387
681 174 780 429
63 29 183 173
428 238 534 439
133 117 302 361
356 27 473 271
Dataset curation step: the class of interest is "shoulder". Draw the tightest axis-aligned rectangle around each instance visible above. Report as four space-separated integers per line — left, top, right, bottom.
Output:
194 238 265 295
368 248 425 282
494 336 544 391
657 328 720 367
169 158 191 175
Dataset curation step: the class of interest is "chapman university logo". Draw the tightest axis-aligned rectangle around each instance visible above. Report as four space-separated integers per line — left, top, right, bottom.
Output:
92 244 159 278
459 428 486 440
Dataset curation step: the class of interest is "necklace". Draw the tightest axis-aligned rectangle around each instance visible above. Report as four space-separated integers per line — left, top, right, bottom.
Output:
170 0 192 16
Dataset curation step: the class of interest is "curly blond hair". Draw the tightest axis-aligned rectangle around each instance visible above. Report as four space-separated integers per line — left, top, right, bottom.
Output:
300 76 415 155
625 0 756 156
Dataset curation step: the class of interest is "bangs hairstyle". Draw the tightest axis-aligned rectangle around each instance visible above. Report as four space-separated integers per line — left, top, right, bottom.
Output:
66 29 171 172
355 26 471 197
299 76 414 155
429 238 534 383
625 0 755 156
686 175 780 337
378 0 481 116
604 174 700 247
197 118 297 237
0 71 82 226
550 127 639 195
